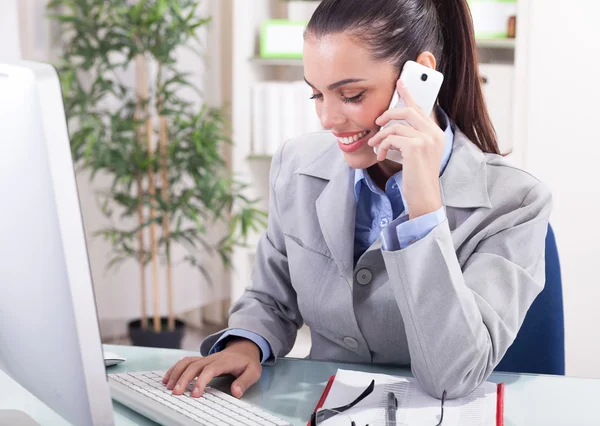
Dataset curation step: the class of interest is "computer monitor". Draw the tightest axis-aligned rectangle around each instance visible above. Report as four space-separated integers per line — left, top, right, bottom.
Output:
0 60 115 425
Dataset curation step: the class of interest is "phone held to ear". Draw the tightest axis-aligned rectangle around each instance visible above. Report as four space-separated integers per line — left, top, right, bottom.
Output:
374 60 444 163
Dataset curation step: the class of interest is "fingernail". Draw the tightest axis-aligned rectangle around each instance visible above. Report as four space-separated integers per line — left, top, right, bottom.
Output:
167 380 175 389
174 384 181 393
234 384 243 396
398 80 405 88
192 387 200 397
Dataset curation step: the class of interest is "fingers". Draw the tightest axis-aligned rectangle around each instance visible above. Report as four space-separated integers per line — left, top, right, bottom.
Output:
376 105 430 131
230 363 262 398
375 130 444 163
190 361 232 398
162 365 175 384
368 123 419 148
163 356 204 390
396 79 417 108
173 357 213 395
163 346 263 400
374 135 412 162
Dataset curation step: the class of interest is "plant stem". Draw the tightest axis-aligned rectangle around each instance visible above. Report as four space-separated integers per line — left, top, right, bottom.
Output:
136 51 161 334
147 118 161 334
134 56 148 331
157 63 175 332
136 173 148 329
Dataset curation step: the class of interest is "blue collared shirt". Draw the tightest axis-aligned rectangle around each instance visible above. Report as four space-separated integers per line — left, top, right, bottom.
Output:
354 110 454 261
208 110 454 363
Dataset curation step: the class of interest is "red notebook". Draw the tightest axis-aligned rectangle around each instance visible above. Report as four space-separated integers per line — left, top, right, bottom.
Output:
309 375 504 426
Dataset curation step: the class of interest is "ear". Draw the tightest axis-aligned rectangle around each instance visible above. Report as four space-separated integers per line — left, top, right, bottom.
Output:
415 51 437 70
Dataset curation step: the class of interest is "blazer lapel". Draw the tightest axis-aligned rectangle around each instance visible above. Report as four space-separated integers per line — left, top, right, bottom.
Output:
316 164 356 286
296 142 356 286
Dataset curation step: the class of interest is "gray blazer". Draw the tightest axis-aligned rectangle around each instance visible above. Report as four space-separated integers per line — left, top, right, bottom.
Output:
201 129 552 398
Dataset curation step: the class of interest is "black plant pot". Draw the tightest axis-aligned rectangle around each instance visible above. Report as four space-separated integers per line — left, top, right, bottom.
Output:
128 317 186 349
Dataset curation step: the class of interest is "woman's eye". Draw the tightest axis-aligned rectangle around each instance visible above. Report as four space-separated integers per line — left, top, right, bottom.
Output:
342 91 366 104
309 91 366 103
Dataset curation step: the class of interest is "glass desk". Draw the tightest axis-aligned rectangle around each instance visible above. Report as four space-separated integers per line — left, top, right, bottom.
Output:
0 344 598 425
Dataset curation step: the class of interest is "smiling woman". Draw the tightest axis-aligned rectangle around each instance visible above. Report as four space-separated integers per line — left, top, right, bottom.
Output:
163 0 553 402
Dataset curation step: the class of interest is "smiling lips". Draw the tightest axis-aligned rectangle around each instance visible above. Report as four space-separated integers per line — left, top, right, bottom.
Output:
333 130 372 153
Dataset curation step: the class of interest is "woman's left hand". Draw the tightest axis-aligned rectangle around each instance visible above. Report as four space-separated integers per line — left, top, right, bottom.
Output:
368 79 446 219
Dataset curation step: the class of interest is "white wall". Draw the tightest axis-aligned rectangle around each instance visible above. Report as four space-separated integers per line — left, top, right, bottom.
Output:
522 0 600 378
0 0 21 61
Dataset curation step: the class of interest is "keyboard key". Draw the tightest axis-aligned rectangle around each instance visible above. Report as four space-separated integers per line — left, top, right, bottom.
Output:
109 371 290 426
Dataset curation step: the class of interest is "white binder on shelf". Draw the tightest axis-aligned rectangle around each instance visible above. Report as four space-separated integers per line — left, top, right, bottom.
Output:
252 82 267 155
251 81 324 157
265 82 283 156
281 83 299 144
293 81 309 138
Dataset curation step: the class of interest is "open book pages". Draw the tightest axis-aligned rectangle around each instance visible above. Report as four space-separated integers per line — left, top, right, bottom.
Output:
320 369 498 426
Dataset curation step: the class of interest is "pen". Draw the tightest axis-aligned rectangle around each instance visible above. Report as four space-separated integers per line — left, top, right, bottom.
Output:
386 391 397 425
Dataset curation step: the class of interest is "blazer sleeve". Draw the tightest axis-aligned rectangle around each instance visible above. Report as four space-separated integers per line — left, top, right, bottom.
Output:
382 181 552 399
200 142 301 363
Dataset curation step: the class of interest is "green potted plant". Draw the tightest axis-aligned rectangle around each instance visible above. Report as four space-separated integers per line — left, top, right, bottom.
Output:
48 0 266 348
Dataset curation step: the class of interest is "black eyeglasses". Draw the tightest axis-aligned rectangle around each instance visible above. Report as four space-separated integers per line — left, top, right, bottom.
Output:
386 389 446 426
310 380 375 426
435 390 447 426
310 381 447 426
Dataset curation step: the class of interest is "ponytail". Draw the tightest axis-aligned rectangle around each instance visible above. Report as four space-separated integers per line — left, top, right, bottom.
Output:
432 0 500 154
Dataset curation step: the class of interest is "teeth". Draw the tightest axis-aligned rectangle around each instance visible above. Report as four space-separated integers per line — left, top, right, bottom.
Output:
339 130 369 145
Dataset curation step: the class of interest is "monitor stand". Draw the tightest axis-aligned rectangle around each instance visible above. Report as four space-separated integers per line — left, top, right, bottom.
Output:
0 410 41 426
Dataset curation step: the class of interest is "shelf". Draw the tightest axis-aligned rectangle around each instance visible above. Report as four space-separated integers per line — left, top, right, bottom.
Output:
476 38 516 49
250 39 515 67
247 154 274 160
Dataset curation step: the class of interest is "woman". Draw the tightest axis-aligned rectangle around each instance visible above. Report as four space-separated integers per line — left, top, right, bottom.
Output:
163 0 551 400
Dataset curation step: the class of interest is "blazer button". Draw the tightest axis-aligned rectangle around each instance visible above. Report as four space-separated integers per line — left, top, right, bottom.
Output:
343 337 359 349
355 268 372 285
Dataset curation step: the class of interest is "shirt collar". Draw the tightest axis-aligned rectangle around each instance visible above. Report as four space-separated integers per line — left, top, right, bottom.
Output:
354 107 454 200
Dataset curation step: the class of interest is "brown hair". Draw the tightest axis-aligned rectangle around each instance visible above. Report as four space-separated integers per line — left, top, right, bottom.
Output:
306 0 500 154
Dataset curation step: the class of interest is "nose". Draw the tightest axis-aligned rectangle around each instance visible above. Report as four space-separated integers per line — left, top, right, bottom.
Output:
318 98 347 129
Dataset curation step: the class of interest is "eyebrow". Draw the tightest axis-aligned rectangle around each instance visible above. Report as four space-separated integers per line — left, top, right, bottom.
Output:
304 77 367 91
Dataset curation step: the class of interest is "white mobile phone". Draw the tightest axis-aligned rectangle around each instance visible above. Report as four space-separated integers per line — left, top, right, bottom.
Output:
374 60 444 163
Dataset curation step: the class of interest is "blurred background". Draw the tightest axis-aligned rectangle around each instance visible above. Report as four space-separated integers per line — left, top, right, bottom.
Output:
2 0 599 378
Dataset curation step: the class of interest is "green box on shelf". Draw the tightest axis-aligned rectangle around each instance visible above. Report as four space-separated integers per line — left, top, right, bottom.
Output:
468 0 517 39
260 20 308 59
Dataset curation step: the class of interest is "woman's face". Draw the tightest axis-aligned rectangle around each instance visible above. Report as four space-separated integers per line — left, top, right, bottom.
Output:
303 33 398 169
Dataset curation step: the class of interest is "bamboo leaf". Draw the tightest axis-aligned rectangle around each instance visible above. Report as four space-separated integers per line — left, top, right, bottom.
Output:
46 14 79 24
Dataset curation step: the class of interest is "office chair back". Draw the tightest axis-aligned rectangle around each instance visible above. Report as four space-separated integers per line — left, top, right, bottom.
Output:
495 224 565 375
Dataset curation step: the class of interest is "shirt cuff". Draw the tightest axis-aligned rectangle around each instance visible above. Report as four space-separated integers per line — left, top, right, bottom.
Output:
208 329 272 364
381 207 446 251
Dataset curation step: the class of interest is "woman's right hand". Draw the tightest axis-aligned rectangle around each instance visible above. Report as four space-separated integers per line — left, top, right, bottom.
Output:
161 338 263 399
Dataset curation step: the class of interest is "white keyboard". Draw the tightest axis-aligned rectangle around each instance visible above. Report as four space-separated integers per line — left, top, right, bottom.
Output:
108 371 291 426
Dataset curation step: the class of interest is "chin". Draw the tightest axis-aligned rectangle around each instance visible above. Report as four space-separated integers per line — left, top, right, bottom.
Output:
342 148 378 170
